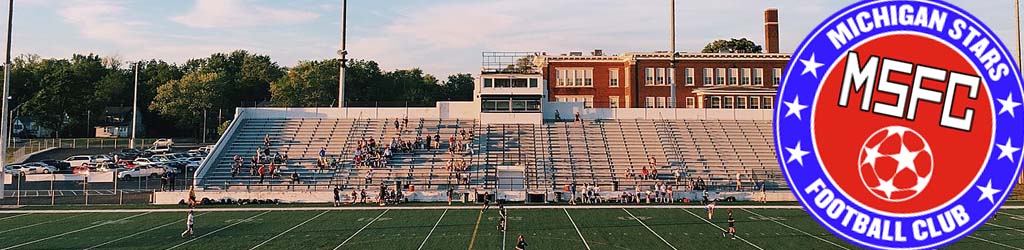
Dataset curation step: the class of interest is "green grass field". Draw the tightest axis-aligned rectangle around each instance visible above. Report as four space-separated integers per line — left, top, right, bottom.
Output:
1 205 1024 249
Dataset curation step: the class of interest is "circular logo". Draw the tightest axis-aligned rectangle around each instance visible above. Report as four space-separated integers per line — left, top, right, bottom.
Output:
775 0 1024 249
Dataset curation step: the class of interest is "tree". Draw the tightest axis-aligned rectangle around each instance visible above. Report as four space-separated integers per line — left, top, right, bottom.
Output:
150 72 226 130
270 59 342 107
182 50 283 107
217 119 232 136
442 74 474 101
701 38 763 53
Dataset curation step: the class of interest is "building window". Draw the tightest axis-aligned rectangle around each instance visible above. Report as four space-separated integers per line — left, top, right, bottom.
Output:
555 68 593 87
686 97 695 108
609 69 619 87
703 68 713 85
751 97 761 110
609 96 619 108
772 68 782 86
484 78 493 88
737 96 747 109
728 68 739 85
529 78 538 88
715 68 726 85
656 97 666 108
710 96 722 109
741 68 751 85
764 96 774 109
667 68 675 85
655 68 665 85
645 68 655 85
754 68 764 85
724 96 734 109
645 97 656 108
555 95 594 108
685 68 694 86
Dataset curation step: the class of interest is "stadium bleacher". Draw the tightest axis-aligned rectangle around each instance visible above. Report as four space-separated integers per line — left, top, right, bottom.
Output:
198 117 782 193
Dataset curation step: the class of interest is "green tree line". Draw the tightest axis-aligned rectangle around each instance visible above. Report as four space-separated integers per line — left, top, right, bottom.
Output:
3 50 475 138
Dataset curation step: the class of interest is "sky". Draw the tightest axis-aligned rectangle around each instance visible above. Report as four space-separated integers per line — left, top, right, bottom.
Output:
3 0 1022 77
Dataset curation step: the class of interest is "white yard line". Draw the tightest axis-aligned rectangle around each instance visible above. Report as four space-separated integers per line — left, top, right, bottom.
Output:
334 209 389 250
680 208 764 250
740 208 848 249
562 208 592 250
1 212 152 250
968 235 1024 250
0 214 85 234
0 205 806 214
250 210 329 250
0 213 28 221
622 208 678 250
417 209 448 250
165 211 271 250
985 221 1024 234
85 212 211 250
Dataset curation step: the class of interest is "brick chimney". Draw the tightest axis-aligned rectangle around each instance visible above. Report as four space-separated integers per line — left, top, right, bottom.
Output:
764 8 779 54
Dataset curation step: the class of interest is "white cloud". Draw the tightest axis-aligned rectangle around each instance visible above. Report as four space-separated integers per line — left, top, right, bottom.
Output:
58 0 150 46
171 0 319 28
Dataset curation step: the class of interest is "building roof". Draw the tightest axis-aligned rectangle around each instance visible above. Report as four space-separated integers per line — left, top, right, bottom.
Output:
539 51 791 63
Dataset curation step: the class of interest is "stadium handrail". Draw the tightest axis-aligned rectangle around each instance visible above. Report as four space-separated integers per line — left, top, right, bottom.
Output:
193 109 248 188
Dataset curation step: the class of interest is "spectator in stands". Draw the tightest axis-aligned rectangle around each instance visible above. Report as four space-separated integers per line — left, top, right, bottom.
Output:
402 117 409 130
258 164 266 184
359 188 367 204
394 118 400 131
425 135 432 150
736 173 743 191
627 166 636 180
433 134 441 149
650 167 658 180
641 166 649 181
554 109 561 121
574 111 581 123
333 187 341 206
291 172 300 185
674 167 683 182
319 147 327 161
264 134 271 147
365 170 373 184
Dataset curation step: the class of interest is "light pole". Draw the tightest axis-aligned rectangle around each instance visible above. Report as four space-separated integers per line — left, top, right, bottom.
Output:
337 0 348 108
130 62 138 148
669 0 677 108
0 0 15 200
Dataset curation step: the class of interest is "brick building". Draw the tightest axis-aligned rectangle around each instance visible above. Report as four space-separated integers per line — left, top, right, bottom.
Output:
536 8 790 109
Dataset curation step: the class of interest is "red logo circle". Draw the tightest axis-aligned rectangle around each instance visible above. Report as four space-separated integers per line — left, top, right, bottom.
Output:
812 33 994 215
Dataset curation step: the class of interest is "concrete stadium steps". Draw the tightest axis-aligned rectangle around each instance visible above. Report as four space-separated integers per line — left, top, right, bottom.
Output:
202 118 356 189
334 118 485 190
200 117 785 192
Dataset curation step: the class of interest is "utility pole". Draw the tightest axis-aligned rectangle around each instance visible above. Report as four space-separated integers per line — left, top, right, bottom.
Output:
0 0 15 200
337 0 348 108
202 109 207 144
130 62 138 148
669 0 677 108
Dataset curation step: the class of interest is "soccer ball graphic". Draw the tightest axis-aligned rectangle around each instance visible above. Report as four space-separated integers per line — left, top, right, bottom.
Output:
858 126 934 202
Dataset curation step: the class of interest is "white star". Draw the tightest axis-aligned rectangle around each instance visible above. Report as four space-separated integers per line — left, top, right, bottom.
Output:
861 144 883 167
800 54 825 78
976 179 1002 204
997 93 1022 117
997 137 1021 163
785 141 811 166
890 144 920 173
874 178 899 199
784 95 808 120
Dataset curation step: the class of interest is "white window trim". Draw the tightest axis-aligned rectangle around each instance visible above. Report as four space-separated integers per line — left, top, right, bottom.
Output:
555 68 595 88
609 69 619 88
750 97 761 110
737 96 747 109
686 97 695 108
609 96 619 108
685 68 695 86
764 96 774 109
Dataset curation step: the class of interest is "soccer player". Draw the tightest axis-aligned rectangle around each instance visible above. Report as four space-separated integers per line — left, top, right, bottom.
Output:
180 210 195 238
447 186 454 206
723 209 736 239
706 200 717 220
482 192 492 210
516 235 528 250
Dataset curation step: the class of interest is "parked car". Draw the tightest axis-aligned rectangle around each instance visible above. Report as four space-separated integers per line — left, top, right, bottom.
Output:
71 165 91 174
152 138 174 147
38 159 71 173
92 155 112 163
3 164 53 176
63 155 97 167
90 162 119 172
23 162 58 174
132 157 157 166
117 165 166 179
147 145 171 154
